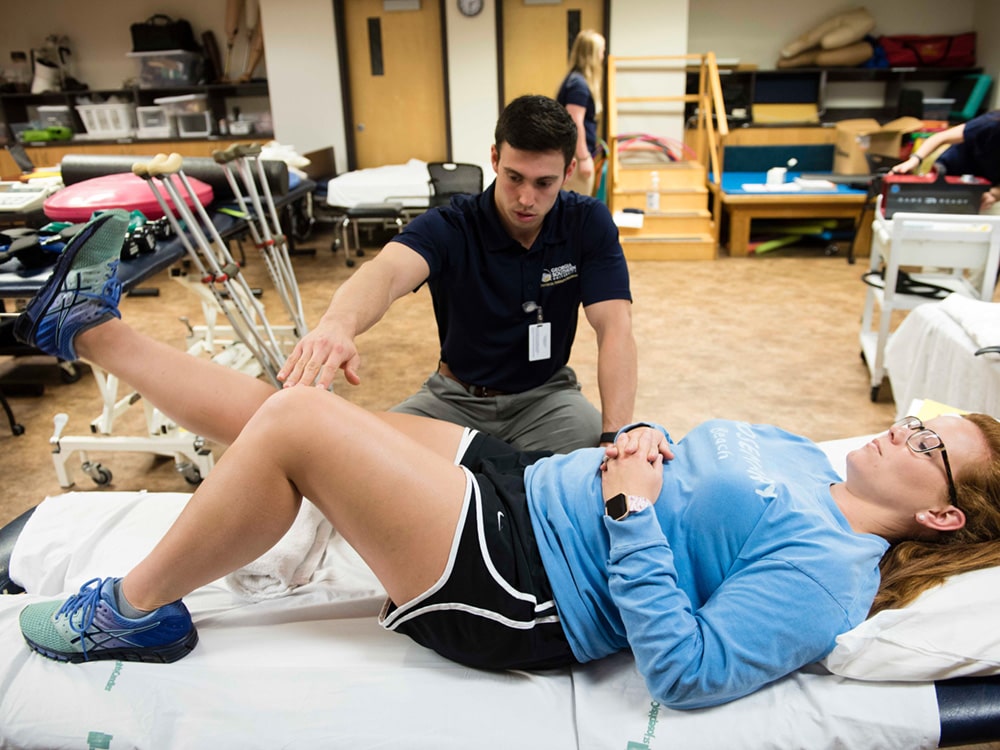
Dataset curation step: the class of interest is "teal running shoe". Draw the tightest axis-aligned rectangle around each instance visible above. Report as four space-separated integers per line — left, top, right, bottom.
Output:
19 577 198 664
13 209 129 362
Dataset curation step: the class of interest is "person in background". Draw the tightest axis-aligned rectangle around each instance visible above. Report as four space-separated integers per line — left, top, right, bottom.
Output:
12 219 1000 709
891 110 1000 212
557 29 606 196
281 94 636 454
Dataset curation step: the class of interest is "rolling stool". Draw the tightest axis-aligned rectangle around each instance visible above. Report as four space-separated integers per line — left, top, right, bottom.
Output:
337 202 404 267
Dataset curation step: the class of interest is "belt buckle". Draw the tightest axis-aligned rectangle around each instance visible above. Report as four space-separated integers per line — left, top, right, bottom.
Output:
472 384 490 398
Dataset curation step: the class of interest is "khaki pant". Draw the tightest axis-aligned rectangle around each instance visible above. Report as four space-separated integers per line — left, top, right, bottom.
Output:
390 365 602 453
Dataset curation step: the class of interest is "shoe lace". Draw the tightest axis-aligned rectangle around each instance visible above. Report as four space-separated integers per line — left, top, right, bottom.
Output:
55 577 106 658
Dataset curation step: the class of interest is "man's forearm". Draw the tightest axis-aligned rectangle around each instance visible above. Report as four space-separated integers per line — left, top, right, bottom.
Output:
596 330 638 432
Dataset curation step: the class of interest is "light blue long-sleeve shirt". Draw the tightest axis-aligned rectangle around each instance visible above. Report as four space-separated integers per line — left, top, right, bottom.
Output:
524 420 888 709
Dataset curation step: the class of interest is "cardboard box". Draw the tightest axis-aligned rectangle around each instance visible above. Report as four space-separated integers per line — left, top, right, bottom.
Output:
833 117 923 174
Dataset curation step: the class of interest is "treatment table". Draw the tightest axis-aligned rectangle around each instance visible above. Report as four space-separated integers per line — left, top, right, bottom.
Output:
0 431 998 749
719 171 871 256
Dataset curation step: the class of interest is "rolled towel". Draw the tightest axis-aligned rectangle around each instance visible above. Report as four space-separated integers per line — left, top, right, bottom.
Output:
225 499 333 601
938 294 1000 351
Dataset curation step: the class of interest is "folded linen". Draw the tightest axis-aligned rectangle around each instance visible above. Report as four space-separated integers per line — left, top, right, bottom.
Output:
225 499 334 601
938 293 1000 350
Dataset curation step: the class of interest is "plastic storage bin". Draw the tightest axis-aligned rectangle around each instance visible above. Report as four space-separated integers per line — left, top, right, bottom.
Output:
75 103 137 139
36 105 74 130
136 105 175 139
128 50 204 88
153 93 208 115
176 111 213 138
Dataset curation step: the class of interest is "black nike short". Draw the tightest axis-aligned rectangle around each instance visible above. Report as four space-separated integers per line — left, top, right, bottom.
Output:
378 430 577 671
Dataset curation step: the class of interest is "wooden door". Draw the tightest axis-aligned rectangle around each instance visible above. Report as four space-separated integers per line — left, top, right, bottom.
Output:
343 0 447 168
501 0 604 105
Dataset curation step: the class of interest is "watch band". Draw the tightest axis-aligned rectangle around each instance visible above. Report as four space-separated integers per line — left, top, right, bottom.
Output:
599 431 617 444
604 493 652 521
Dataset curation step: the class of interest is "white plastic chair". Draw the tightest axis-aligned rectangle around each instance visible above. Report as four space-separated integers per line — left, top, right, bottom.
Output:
859 195 1000 401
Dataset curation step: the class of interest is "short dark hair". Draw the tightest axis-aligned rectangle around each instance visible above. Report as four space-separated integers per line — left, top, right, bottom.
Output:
494 95 577 168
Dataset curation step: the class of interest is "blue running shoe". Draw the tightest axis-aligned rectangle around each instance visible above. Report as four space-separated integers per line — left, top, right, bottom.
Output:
19 577 198 664
13 210 129 362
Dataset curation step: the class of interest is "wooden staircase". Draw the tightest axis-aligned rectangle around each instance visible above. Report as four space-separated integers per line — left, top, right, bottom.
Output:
606 53 728 261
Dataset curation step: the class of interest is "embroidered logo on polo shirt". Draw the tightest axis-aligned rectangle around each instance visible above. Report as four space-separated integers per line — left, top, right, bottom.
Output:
541 263 578 286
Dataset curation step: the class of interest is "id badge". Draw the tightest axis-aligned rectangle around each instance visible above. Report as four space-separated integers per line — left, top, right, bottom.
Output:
529 322 551 361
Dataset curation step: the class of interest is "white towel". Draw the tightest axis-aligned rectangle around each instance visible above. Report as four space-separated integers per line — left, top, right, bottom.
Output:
938 293 1000 350
224 499 334 601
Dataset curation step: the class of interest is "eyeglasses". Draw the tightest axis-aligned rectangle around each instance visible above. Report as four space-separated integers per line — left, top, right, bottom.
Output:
893 416 959 508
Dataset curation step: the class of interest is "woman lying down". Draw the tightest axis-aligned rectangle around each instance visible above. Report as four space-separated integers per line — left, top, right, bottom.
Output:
13 210 1000 710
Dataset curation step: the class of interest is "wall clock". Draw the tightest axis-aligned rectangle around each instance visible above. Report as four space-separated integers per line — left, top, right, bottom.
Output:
458 0 484 17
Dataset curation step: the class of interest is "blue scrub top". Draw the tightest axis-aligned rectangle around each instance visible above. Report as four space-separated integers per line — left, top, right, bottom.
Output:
393 184 630 392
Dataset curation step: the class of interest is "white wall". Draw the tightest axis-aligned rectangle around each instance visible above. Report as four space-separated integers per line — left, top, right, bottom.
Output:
973 0 1000 109
258 0 343 164
443 0 499 180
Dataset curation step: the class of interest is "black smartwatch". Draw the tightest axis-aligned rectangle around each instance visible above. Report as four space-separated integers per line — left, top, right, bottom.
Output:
604 493 652 521
599 431 617 444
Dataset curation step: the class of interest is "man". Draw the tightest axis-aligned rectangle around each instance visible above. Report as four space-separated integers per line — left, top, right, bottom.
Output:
279 95 636 453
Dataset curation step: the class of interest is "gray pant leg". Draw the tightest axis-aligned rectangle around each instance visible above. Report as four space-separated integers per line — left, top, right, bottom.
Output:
497 367 602 453
391 368 600 453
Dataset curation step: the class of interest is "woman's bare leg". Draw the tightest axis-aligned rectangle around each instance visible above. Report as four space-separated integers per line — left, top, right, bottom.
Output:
122 387 472 610
74 318 276 446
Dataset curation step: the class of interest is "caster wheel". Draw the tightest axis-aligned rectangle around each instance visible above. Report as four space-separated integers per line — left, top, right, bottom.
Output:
59 363 82 383
355 249 365 258
82 461 112 486
870 385 880 403
346 259 355 268
177 462 203 485
11 424 25 436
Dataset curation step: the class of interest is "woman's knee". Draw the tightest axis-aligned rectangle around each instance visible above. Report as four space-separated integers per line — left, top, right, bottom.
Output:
247 387 347 441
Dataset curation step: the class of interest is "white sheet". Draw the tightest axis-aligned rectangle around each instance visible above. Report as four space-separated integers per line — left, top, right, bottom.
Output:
885 299 1000 419
324 158 431 209
1 478 941 749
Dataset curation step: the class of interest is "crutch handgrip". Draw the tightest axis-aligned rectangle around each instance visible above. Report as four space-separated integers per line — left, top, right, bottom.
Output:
212 144 242 164
132 161 151 178
147 152 184 177
235 142 262 158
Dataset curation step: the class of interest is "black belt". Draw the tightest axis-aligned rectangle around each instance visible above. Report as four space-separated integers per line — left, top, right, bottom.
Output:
437 362 507 398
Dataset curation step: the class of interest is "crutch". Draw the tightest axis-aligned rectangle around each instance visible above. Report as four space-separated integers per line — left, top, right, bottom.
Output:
212 143 308 336
141 153 287 384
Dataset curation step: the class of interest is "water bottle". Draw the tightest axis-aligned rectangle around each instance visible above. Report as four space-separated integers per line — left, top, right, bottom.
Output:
646 171 660 212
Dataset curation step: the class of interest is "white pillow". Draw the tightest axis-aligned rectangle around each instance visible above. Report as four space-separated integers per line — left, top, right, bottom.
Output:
822 565 1000 681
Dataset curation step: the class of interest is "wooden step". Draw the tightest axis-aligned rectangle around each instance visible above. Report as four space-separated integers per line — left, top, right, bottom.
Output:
620 235 717 261
617 211 713 236
616 161 706 190
612 188 708 212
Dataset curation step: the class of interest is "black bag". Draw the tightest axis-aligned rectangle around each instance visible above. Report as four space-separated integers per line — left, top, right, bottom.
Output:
130 15 199 52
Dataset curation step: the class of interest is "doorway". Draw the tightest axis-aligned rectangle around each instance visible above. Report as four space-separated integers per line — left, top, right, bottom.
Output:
341 0 448 168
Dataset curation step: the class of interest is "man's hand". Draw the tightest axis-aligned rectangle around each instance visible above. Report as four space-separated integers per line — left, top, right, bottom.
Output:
277 319 361 389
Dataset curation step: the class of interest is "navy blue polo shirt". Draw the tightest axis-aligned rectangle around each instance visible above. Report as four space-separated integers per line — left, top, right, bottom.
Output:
937 112 1000 185
393 183 630 393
